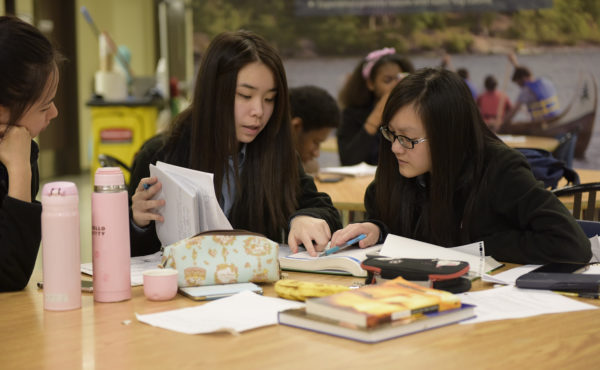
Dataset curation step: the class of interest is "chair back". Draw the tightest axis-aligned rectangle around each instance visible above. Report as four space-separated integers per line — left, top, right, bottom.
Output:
552 182 600 220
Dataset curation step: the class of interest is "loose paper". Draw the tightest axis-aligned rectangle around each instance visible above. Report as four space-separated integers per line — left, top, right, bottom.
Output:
136 291 304 335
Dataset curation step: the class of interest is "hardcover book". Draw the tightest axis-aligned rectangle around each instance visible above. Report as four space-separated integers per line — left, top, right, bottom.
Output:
278 304 475 343
305 277 461 328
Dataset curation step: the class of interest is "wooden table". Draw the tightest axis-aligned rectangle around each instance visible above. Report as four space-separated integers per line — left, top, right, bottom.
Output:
2 267 599 369
499 135 560 152
316 168 600 224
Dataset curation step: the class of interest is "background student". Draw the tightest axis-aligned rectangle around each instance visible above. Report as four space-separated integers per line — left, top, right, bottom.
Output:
330 67 590 264
477 74 513 132
0 16 60 291
129 30 342 257
289 85 340 173
337 47 414 166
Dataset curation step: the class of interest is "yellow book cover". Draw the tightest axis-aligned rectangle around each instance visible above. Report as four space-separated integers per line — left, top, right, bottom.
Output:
305 276 461 328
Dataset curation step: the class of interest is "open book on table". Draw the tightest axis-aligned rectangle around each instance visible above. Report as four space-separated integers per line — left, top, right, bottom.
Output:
278 244 382 277
319 162 377 177
380 234 502 279
150 161 232 246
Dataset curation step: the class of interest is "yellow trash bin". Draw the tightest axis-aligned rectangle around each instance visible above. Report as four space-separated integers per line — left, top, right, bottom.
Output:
88 99 161 185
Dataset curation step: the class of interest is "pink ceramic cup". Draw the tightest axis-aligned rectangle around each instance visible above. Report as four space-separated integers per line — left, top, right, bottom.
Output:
142 269 178 301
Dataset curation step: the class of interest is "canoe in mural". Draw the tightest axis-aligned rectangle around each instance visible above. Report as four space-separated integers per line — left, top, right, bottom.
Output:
500 71 597 158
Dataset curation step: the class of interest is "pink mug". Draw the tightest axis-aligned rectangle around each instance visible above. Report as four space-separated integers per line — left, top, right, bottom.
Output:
143 269 178 301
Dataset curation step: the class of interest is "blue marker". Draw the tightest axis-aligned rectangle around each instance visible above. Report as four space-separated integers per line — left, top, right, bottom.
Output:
320 234 367 257
143 182 152 190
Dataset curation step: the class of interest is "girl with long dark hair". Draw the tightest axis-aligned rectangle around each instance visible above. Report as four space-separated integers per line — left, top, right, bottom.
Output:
331 68 590 264
130 31 341 257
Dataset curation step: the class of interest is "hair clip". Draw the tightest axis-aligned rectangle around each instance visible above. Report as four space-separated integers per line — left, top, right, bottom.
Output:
362 47 396 80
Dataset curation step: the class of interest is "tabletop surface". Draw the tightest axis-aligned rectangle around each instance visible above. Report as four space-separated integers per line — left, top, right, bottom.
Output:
1 266 599 369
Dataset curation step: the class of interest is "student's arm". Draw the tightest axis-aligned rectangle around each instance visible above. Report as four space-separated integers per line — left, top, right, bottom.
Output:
288 158 343 255
473 146 591 264
0 136 41 291
337 106 379 166
329 180 387 248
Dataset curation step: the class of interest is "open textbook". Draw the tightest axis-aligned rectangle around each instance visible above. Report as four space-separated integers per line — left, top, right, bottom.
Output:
150 161 232 246
279 244 382 277
380 234 502 279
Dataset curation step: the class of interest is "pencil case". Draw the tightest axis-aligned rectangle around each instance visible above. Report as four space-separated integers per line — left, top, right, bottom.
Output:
161 230 281 287
361 256 471 293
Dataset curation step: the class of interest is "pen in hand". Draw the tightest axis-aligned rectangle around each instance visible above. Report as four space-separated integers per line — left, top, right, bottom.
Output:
319 234 367 257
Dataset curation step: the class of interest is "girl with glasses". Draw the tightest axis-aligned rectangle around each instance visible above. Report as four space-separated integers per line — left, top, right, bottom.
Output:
337 48 414 166
0 16 61 291
129 31 341 257
330 68 591 264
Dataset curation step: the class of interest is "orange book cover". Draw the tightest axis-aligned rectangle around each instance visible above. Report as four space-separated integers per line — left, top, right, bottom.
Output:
305 276 461 328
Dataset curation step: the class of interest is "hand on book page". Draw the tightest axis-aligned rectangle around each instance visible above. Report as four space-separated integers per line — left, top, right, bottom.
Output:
149 162 232 246
279 244 382 277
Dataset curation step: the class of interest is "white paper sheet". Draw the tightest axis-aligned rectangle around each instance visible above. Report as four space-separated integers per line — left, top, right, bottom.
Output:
590 236 600 263
482 265 540 285
319 162 377 177
81 251 163 286
136 291 304 335
457 285 597 324
379 234 499 278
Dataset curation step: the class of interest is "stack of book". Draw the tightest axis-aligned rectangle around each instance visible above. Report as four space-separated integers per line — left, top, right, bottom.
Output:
278 277 475 343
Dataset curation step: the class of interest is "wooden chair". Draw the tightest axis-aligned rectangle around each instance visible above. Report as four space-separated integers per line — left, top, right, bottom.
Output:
552 182 600 221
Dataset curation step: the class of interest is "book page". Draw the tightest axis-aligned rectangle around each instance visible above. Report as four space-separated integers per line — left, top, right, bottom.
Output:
150 164 199 246
279 244 382 277
380 234 488 278
157 162 232 233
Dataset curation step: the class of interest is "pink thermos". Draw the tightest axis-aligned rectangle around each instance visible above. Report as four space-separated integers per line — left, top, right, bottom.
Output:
92 167 131 302
41 181 81 311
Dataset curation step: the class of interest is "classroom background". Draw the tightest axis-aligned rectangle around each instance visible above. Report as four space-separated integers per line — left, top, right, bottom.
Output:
2 0 599 267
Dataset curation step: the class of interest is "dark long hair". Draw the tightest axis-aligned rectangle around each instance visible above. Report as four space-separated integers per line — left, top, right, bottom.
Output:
375 68 501 246
162 30 299 240
0 16 60 136
339 53 414 109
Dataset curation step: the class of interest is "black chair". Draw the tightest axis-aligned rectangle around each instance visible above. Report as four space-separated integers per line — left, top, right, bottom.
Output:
98 154 131 173
576 219 600 238
552 182 600 221
98 154 132 188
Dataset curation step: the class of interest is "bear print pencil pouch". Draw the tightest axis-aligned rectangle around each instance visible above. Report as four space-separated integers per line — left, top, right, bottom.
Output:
161 230 281 287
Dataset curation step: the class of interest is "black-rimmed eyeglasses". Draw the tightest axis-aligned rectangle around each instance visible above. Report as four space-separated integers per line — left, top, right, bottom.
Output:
379 126 427 149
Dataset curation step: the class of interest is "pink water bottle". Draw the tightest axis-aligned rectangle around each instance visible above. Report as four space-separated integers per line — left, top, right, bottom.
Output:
92 167 131 302
41 181 81 311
